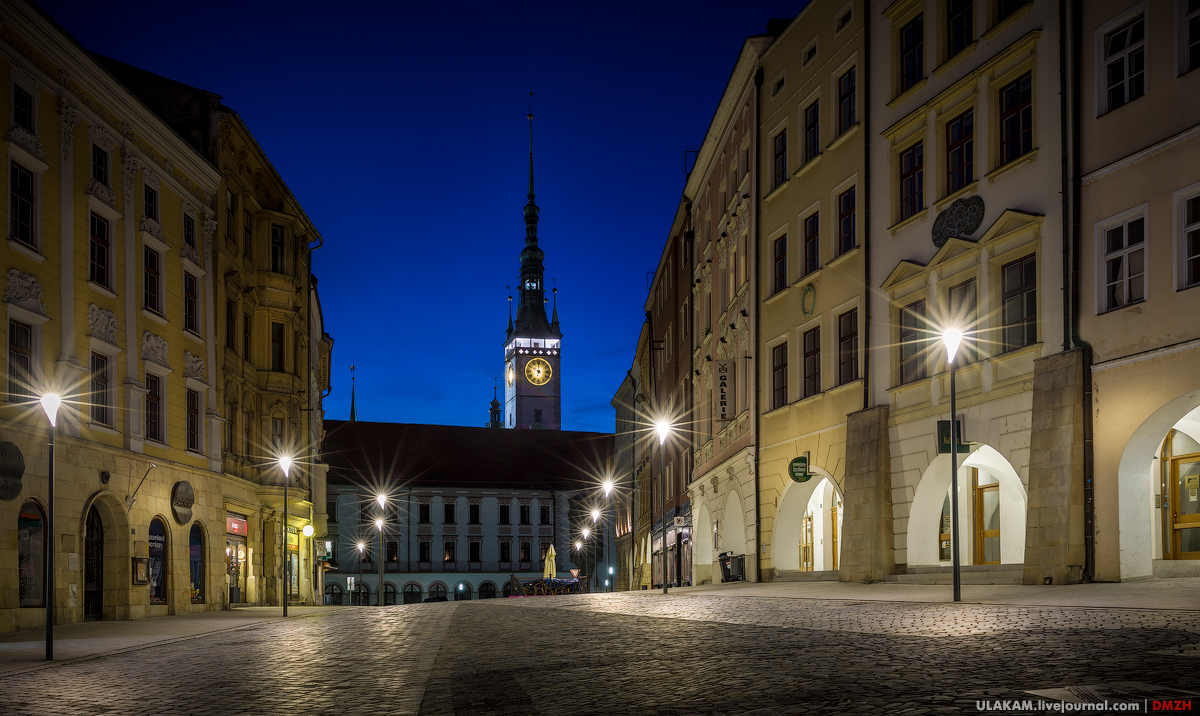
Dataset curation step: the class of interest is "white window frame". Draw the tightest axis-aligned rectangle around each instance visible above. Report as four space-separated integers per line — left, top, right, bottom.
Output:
834 0 854 37
831 173 860 257
830 295 863 387
5 307 46 404
184 380 207 455
1094 4 1146 117
7 157 45 261
87 337 121 432
1176 0 1200 76
1095 204 1149 314
795 313 824 400
1174 180 1200 290
144 366 172 446
801 35 819 70
183 270 202 337
770 68 787 98
9 64 40 136
765 332 790 410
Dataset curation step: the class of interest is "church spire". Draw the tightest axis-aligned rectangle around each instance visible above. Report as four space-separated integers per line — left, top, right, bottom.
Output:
349 362 357 422
510 94 557 340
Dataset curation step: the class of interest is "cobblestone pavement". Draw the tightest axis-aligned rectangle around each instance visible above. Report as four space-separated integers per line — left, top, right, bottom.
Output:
2 592 1198 715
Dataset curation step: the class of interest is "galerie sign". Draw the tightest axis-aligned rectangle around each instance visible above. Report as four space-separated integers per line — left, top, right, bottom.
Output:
716 361 734 423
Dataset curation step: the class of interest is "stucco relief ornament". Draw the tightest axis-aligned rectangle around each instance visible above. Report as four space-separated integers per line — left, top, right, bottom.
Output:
4 269 47 316
141 331 170 368
180 241 201 267
121 122 133 141
122 150 142 196
11 63 38 91
87 178 116 210
710 474 719 494
163 158 173 175
931 195 985 248
58 69 69 87
6 126 46 163
58 99 82 159
141 217 164 242
184 351 204 379
202 218 217 260
703 361 712 390
87 304 118 345
88 125 112 148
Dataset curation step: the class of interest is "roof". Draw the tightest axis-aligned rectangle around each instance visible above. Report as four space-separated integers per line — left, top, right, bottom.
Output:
322 420 614 492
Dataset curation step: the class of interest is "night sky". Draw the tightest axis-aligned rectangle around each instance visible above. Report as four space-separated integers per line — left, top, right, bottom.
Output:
37 0 801 433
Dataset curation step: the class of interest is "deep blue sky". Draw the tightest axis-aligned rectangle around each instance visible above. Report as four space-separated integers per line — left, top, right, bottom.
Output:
39 0 799 433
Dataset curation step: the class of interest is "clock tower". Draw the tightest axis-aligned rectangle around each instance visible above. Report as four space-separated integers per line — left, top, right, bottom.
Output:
503 107 561 430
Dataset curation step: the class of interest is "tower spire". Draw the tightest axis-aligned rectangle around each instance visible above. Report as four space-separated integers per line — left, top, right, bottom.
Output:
349 362 357 422
511 93 555 339
527 93 535 199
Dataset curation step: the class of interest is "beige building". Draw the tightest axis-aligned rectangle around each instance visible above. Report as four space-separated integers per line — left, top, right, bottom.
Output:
755 0 866 581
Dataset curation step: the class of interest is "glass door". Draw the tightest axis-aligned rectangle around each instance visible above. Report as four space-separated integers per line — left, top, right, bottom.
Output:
939 495 952 562
974 468 1001 565
830 501 839 571
800 513 814 571
1161 429 1200 560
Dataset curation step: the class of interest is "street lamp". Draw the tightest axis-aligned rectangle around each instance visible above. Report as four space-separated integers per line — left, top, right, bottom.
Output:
357 542 365 605
942 328 964 603
278 455 292 616
40 392 60 661
581 527 590 540
603 479 614 593
655 419 672 595
376 493 387 606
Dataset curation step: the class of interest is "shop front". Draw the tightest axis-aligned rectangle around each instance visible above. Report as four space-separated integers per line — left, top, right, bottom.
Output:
226 512 248 605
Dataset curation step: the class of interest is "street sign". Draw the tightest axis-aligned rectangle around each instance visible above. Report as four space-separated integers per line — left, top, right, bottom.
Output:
673 516 685 528
937 420 970 453
788 455 811 483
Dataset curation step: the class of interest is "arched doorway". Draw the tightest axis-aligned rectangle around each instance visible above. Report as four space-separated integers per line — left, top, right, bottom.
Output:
693 503 713 585
908 445 1027 567
479 582 497 599
428 583 447 600
383 583 397 605
148 517 169 606
189 524 205 604
324 583 344 605
454 582 471 600
719 490 746 556
350 582 369 606
774 473 843 573
403 583 422 604
18 499 45 607
84 506 104 620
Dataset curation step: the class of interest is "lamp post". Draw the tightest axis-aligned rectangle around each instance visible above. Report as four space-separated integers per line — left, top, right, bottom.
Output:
357 542 365 605
603 479 613 593
278 456 292 617
655 419 671 596
376 493 386 606
40 393 60 661
302 524 314 605
942 329 964 603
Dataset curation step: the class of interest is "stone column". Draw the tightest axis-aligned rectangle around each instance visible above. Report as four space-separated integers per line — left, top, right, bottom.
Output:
839 405 895 583
1023 349 1087 585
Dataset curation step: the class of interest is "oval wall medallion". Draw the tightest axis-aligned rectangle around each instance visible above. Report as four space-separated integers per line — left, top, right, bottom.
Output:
171 481 195 524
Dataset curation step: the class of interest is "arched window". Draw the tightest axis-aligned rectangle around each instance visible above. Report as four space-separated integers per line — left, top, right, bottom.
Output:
454 582 471 600
383 583 397 605
502 582 512 598
403 583 422 604
351 583 369 606
479 582 497 599
429 583 447 600
18 500 45 607
189 524 204 604
149 518 168 604
324 583 344 605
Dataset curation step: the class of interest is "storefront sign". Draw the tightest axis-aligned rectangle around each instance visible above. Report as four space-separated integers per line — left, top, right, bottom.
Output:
937 420 970 454
788 455 811 483
316 540 331 559
286 525 298 550
673 516 685 528
226 514 248 536
171 481 195 524
717 361 733 422
0 442 25 501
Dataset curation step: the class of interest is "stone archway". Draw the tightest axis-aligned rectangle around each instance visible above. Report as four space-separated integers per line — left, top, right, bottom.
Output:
77 491 131 622
774 468 842 573
693 502 713 585
719 489 746 556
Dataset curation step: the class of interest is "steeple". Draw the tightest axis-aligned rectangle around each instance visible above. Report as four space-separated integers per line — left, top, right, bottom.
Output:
488 382 503 428
349 362 357 422
511 95 558 340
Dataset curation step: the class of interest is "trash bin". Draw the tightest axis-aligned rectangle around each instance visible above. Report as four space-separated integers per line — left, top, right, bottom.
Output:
730 554 746 582
718 551 734 582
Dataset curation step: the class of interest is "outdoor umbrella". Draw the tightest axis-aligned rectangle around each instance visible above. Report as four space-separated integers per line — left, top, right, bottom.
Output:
542 544 557 579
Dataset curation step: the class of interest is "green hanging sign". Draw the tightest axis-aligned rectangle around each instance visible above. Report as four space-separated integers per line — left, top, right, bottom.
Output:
937 419 970 454
788 455 811 483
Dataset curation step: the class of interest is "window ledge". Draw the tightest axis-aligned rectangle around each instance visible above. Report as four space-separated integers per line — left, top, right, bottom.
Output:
186 449 206 459
184 330 205 345
793 267 822 288
764 288 790 306
145 438 170 450
762 403 790 418
982 3 1033 41
885 375 933 394
142 232 170 254
935 181 981 212
792 154 824 182
764 180 790 203
1098 298 1146 316
790 391 825 409
887 78 927 109
824 246 861 271
7 239 44 263
88 281 117 300
986 148 1038 185
828 377 863 395
933 42 978 76
825 123 860 153
142 309 169 326
88 423 119 436
889 208 929 236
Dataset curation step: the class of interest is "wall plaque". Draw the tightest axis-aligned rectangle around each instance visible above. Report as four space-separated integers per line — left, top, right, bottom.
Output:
931 195 985 248
0 441 26 500
171 481 195 524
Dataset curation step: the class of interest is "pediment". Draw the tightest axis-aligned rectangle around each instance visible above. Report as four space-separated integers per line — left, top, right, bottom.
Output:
977 210 1044 247
881 259 928 292
927 237 980 271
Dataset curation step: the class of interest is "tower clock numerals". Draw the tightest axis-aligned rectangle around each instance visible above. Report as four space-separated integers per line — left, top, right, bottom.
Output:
524 357 552 386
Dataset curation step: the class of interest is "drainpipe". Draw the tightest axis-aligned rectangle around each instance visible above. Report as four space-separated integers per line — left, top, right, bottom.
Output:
753 64 764 583
862 8 873 412
1060 0 1095 581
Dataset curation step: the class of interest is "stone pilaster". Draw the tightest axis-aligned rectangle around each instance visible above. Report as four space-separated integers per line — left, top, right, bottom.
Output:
839 405 895 583
1023 349 1087 585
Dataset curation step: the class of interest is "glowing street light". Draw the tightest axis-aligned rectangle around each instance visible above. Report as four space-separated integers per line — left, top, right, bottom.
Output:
582 528 590 540
575 541 583 551
602 479 613 496
942 327 965 603
376 494 387 607
655 418 673 595
302 525 314 538
591 508 600 523
40 393 60 661
278 455 293 617
357 542 365 605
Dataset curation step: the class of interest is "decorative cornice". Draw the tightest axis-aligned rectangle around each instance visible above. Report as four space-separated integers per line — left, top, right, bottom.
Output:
4 269 47 316
180 241 201 267
58 98 82 160
141 217 164 242
88 124 114 149
10 61 38 91
6 125 46 163
141 331 170 368
184 351 204 379
87 177 116 210
87 303 118 345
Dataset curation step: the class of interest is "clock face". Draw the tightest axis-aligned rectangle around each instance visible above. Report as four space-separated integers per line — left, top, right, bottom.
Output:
524 357 552 386
506 362 515 386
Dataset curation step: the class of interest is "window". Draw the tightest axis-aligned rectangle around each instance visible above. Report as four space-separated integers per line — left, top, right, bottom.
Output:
946 110 974 193
1189 0 1200 73
444 502 455 524
419 503 430 524
1002 255 1037 350
89 213 110 288
899 300 928 384
469 540 481 562
469 504 480 524
838 309 858 385
1184 195 1200 289
999 72 1032 166
540 505 551 525
386 540 399 562
771 342 788 410
519 541 532 562
91 145 108 186
803 327 821 398
225 403 236 452
479 583 496 599
189 523 205 604
90 352 111 426
1103 217 1144 311
900 142 924 220
773 130 788 188
143 186 157 221
534 408 543 424
443 541 456 562
419 541 432 562
184 272 199 334
149 517 167 604
243 210 253 258
226 300 237 351
18 499 45 606
773 235 788 293
8 319 32 401
1103 16 1145 113
270 224 285 274
838 7 853 31
900 15 924 92
186 388 201 452
226 191 235 242
804 100 820 163
803 213 819 276
838 68 856 134
520 504 531 525
271 322 284 372
948 278 978 361
947 0 973 58
243 313 252 359
499 504 510 525
500 541 512 562
804 42 818 66
838 187 856 255
12 85 33 132
9 162 35 249
184 214 196 250
145 373 163 442
243 410 252 457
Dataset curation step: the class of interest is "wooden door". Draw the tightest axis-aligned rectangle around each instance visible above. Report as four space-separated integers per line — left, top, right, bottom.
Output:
84 506 104 621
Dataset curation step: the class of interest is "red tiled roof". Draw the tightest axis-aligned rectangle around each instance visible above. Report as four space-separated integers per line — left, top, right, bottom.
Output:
322 420 614 492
